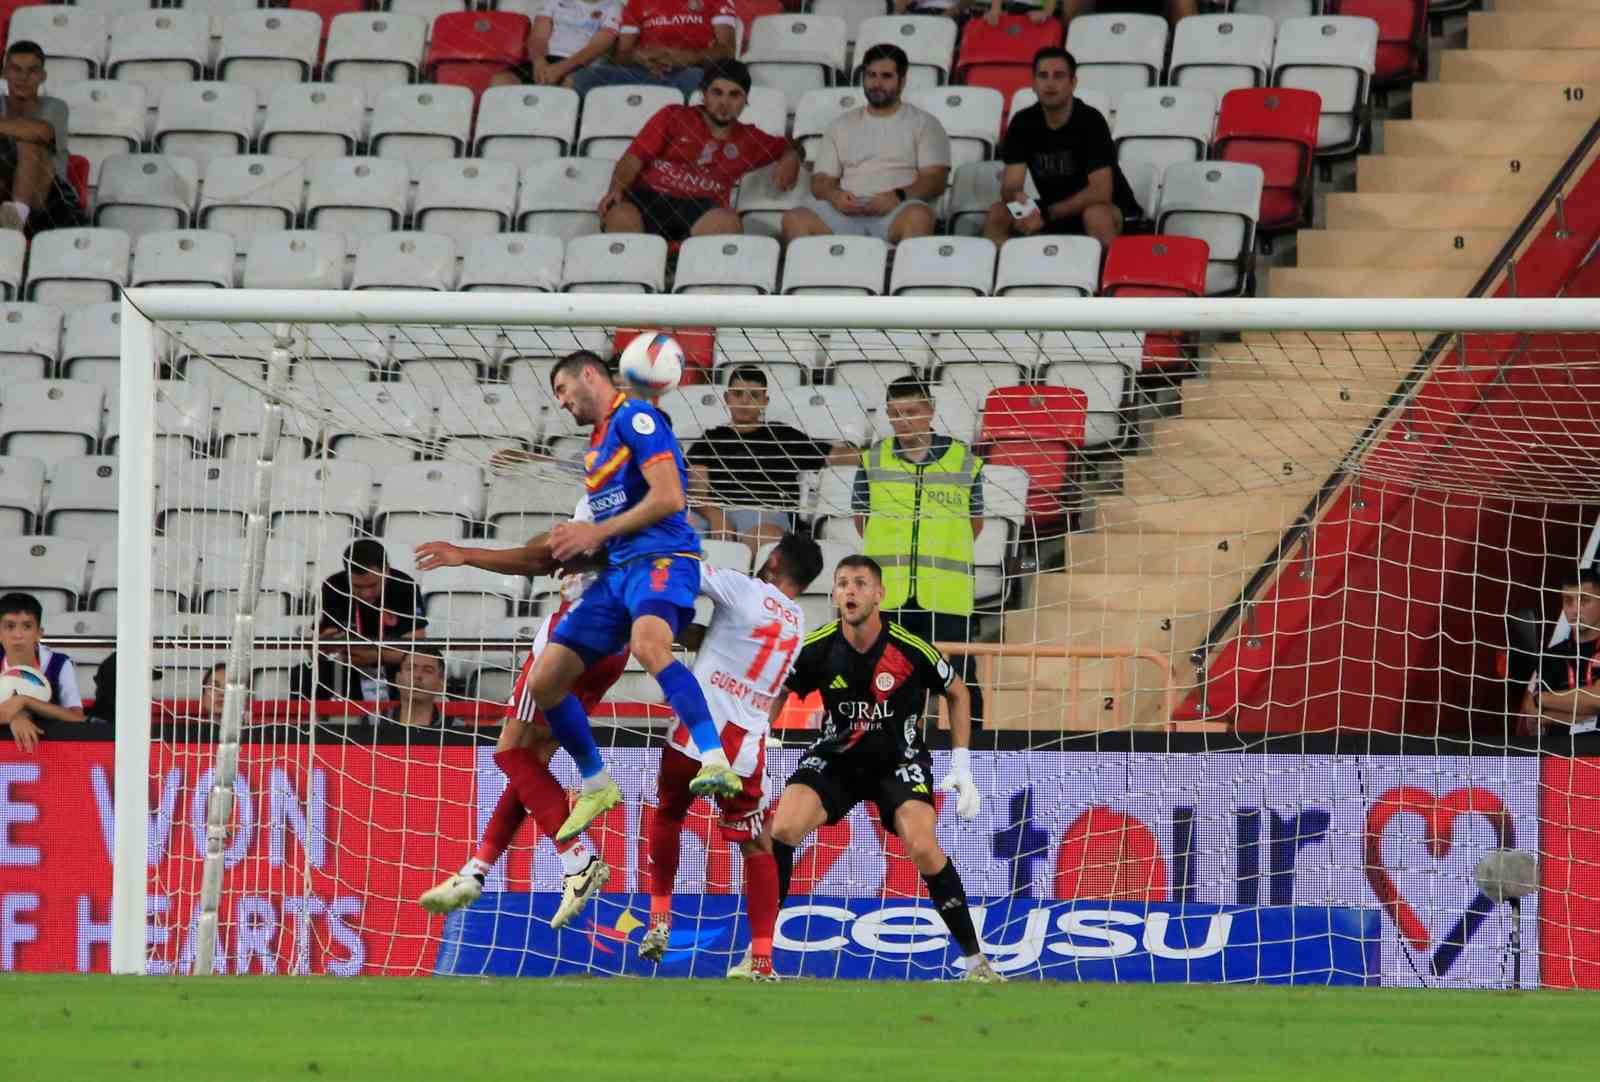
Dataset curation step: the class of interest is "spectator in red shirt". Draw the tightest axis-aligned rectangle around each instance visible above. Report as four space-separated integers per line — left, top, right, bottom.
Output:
600 60 801 240
572 0 738 99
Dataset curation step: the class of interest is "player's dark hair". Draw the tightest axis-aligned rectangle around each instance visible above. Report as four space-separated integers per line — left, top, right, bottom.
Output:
405 644 446 664
343 539 390 577
700 58 752 96
550 349 613 390
835 554 883 582
772 533 826 592
885 375 931 404
725 365 768 388
1033 46 1076 77
0 592 43 623
202 663 227 690
1558 566 1600 591
860 43 909 79
5 41 45 66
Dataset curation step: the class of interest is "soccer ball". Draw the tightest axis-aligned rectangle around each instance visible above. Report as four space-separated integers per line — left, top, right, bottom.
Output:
0 665 51 703
619 332 685 396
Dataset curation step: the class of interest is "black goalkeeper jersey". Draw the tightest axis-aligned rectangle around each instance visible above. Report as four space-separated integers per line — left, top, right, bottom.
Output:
785 618 955 762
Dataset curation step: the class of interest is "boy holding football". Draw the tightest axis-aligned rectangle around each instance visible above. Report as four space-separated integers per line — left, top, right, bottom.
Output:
0 592 86 752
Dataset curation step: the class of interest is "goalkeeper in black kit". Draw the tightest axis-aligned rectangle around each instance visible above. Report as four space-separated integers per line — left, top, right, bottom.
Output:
763 554 1000 982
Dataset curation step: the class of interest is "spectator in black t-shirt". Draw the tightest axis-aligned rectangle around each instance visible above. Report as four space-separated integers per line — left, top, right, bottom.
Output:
687 366 857 556
1521 566 1600 734
983 47 1140 251
315 539 427 705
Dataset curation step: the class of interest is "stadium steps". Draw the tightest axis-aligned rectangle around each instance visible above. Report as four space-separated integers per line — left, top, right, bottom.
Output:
1267 268 1484 296
1170 377 1392 421
1356 157 1566 194
1204 340 1419 380
1410 82 1600 120
1296 230 1508 269
1439 48 1600 83
1467 11 1600 49
1381 118 1592 156
1322 192 1541 231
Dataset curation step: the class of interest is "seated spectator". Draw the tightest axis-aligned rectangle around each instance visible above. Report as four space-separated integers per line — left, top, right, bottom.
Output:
687 366 856 554
386 647 448 728
494 0 623 90
572 0 737 99
0 591 86 752
315 540 428 706
198 662 227 722
601 60 800 241
1520 567 1600 735
781 44 950 246
984 0 1058 24
985 47 1139 250
0 42 83 236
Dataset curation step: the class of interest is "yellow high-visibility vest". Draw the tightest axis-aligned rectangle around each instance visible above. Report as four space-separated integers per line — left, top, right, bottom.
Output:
861 437 980 615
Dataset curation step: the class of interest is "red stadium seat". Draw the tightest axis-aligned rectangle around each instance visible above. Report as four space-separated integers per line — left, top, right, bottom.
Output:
66 154 89 211
955 14 1063 112
1101 236 1209 369
287 0 370 22
613 327 715 384
425 12 532 103
0 0 44 45
1213 88 1320 234
979 386 1087 522
1332 0 1427 85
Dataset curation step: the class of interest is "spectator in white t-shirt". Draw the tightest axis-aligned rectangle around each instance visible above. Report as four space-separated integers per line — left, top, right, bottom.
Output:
0 591 86 753
494 0 624 89
780 44 950 246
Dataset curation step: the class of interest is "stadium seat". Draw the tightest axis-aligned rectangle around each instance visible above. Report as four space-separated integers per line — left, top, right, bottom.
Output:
385 324 493 394
286 0 369 26
458 234 564 292
485 473 583 539
0 231 22 303
686 84 786 139
905 86 1003 169
42 455 118 541
0 455 42 534
1066 14 1167 97
351 233 458 292
472 85 579 165
93 154 199 240
58 302 119 392
107 379 212 457
153 83 256 170
781 236 887 295
1112 88 1218 180
242 231 347 290
260 83 367 159
1102 234 1208 298
273 460 375 532
198 156 306 242
561 233 668 294
992 235 1100 297
90 539 193 618
1332 0 1427 86
375 462 485 550
305 157 410 243
156 460 256 544
56 82 147 191
418 559 528 629
25 229 130 305
413 159 520 244
107 11 210 99
0 302 61 379
1213 88 1319 233
653 386 731 443
184 0 265 36
215 382 315 462
890 236 995 296
432 383 544 456
944 160 1003 237
0 537 90 618
371 84 475 161
793 88 865 159
826 354 918 403
1037 343 1132 449
199 541 314 619
1232 0 1319 19
576 84 684 159
735 162 813 241
321 384 433 466
673 235 780 295
927 380 990 446
811 464 858 542
769 384 871 446
807 0 884 44
852 16 956 88
710 330 815 387
217 9 321 97
1156 161 1264 297
10 5 107 84
1271 16 1378 157
324 12 427 101
388 0 471 18
1168 14 1275 96
954 13 1062 104
515 158 611 239
979 385 1087 521
424 11 530 100
744 15 849 100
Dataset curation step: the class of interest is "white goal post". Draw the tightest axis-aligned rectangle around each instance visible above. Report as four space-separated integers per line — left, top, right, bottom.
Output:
108 291 1600 979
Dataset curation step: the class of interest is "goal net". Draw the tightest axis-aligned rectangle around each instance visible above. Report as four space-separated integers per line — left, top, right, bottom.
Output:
110 292 1600 987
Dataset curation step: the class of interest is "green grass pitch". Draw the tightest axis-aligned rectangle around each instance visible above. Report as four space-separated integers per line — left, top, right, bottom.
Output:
3 975 1594 1082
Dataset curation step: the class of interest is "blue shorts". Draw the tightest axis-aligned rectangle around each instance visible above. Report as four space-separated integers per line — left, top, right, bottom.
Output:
549 554 700 665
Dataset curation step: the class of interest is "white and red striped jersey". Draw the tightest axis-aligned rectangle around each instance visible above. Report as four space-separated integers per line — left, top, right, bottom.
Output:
666 564 804 774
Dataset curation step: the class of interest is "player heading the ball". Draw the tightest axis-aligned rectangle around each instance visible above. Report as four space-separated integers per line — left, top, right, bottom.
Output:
535 350 743 842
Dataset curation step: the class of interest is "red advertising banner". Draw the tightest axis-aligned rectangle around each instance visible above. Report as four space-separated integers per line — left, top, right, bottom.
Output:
1537 756 1600 989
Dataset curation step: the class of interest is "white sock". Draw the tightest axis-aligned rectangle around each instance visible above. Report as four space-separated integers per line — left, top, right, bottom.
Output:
702 748 731 769
964 953 985 967
460 857 492 880
581 770 613 794
8 201 28 225
558 840 594 875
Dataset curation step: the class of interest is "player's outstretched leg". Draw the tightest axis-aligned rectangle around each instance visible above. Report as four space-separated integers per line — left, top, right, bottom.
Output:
760 783 830 977
641 803 682 963
895 803 1002 982
632 610 741 799
732 834 779 982
531 643 621 842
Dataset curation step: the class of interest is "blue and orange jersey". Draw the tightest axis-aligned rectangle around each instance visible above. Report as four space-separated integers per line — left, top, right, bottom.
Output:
584 391 702 566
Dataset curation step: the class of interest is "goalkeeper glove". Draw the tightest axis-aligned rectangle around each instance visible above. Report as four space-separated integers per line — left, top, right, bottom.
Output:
938 747 981 821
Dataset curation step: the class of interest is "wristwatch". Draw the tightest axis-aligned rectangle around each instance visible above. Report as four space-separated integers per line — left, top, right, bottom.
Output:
894 188 908 204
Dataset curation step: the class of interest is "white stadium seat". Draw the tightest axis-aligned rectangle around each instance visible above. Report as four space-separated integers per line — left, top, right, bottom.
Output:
216 10 322 95
458 234 564 292
1168 14 1276 95
107 11 210 99
852 16 956 88
215 382 314 462
994 236 1104 297
413 159 521 244
57 81 147 189
0 302 62 380
561 233 668 294
0 232 24 302
793 88 865 158
0 379 101 459
1112 87 1218 179
25 229 130 305
0 455 43 534
260 83 367 160
371 84 475 161
0 537 90 618
1272 16 1379 155
44 456 119 542
576 85 684 159
418 560 527 628
388 0 470 17
59 303 121 389
711 331 815 386
351 233 458 292
131 230 236 290
768 384 871 445
1066 14 1168 97
1156 161 1265 296
906 85 1002 168
375 462 485 549
93 154 199 240
183 0 264 37
10 6 108 84
827 354 918 403
654 386 731 443
324 12 428 102
322 384 433 467
744 15 848 101
781 236 887 295
1039 337 1140 448
735 162 813 241
1233 0 1320 20
433 383 545 457
472 85 579 165
386 325 492 394
153 83 257 169
889 236 995 296
107 379 212 456
305 157 411 244
198 156 305 241
242 231 347 290
945 160 1003 237
516 158 611 239
199 541 313 619
486 474 582 539
273 460 375 525
811 464 858 542
807 0 887 44
673 235 780 295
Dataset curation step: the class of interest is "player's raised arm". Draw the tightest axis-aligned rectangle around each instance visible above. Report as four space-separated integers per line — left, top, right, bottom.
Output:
414 533 559 578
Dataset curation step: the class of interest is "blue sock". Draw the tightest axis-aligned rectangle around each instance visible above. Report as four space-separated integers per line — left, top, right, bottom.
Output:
543 694 605 780
656 660 722 758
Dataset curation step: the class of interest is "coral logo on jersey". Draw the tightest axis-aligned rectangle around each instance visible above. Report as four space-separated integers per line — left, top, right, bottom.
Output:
632 412 657 436
650 557 672 592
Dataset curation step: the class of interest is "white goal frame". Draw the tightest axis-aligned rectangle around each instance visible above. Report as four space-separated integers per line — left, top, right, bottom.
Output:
109 290 1600 975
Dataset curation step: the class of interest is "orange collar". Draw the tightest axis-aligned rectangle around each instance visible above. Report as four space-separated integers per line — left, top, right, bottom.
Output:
590 391 629 447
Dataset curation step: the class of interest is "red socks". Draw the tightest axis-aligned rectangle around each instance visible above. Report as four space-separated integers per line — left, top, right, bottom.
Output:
648 811 684 918
745 850 778 960
471 783 527 869
494 745 582 853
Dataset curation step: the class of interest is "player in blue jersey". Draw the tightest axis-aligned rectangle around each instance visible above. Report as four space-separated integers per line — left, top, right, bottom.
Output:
531 350 745 842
